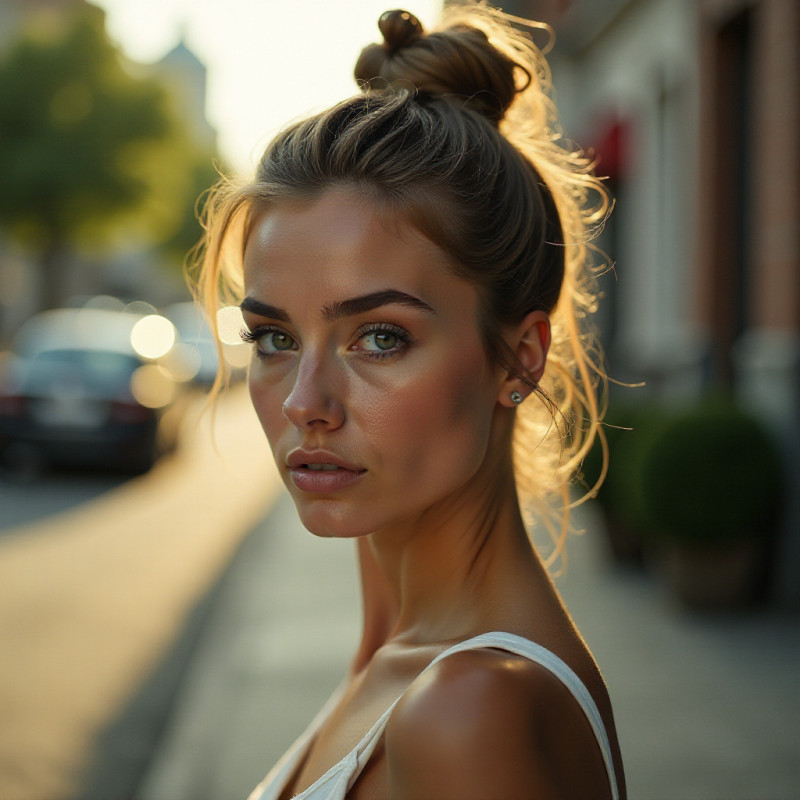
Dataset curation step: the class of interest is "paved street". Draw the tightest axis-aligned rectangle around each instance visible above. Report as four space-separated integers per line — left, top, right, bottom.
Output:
135 493 800 800
0 386 281 800
0 471 128 532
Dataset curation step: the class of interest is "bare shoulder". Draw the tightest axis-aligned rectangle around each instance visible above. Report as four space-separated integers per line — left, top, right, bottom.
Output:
384 648 614 800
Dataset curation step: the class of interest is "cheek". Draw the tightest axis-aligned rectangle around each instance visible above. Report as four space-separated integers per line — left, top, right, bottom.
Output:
248 369 286 449
360 347 495 484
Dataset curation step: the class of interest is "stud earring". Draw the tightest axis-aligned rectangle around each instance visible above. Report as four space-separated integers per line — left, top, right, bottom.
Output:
510 391 523 405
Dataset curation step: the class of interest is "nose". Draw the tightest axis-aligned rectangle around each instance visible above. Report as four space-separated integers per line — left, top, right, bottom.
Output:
282 352 345 431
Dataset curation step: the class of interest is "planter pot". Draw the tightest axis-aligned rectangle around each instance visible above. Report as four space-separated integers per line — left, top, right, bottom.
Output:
601 511 644 566
656 538 762 610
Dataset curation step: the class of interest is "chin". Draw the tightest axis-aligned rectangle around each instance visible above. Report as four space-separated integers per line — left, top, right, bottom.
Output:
292 499 375 540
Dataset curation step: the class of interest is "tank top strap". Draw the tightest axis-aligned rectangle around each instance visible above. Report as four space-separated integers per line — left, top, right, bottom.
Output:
348 631 619 799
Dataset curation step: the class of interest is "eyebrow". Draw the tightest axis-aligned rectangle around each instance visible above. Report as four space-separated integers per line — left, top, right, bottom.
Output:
240 290 435 322
322 290 435 320
240 297 290 322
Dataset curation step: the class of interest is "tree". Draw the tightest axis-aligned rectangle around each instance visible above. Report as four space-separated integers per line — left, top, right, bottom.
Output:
0 4 186 309
158 152 222 267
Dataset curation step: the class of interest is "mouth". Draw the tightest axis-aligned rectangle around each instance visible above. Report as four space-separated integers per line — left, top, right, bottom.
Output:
289 463 366 493
286 450 366 493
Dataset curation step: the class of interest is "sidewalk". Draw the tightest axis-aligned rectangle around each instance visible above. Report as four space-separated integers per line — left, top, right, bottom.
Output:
135 496 800 800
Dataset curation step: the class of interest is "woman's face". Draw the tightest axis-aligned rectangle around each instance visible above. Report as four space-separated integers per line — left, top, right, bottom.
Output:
242 188 506 538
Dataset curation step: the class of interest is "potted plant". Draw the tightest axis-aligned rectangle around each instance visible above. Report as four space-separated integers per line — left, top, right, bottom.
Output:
579 401 667 565
635 396 783 609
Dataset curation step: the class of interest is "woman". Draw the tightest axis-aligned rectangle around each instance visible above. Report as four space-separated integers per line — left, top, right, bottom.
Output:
195 5 625 798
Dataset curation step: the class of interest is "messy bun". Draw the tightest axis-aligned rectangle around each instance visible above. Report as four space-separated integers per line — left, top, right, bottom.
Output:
377 9 423 51
193 4 610 568
354 8 520 123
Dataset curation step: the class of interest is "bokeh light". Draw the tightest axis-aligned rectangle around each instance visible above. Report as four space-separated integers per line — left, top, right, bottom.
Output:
223 341 253 369
130 315 176 359
216 306 246 346
160 342 202 382
126 300 159 317
129 364 177 408
84 294 126 311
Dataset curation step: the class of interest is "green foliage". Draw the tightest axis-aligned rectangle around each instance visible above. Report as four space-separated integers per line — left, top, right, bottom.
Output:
637 397 783 547
0 5 171 240
147 149 222 269
603 405 671 533
580 400 669 531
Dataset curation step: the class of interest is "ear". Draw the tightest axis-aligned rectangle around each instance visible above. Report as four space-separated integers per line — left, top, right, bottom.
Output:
497 310 551 407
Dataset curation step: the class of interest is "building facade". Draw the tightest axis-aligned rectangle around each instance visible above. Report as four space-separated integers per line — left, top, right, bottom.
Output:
501 0 799 605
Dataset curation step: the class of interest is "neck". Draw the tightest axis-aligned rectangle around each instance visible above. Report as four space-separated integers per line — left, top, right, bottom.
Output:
365 451 541 645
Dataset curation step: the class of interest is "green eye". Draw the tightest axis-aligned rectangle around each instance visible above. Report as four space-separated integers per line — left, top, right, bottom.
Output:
368 332 398 351
355 325 410 358
270 331 294 351
250 328 297 355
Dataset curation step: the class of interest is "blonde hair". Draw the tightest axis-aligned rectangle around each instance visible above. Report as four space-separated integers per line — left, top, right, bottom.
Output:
190 2 610 567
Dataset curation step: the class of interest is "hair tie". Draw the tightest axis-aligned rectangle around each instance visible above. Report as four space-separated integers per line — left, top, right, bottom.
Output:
379 9 424 53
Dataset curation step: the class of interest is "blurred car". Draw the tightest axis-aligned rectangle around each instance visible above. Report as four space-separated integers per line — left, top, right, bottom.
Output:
0 308 182 474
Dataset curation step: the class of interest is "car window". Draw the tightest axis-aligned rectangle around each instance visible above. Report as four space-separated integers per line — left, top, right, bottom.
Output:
24 350 139 394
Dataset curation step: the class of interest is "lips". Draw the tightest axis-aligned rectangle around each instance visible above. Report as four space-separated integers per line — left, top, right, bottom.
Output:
286 449 366 493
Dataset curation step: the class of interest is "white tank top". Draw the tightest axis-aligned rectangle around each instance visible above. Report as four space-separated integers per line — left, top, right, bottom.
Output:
247 631 620 800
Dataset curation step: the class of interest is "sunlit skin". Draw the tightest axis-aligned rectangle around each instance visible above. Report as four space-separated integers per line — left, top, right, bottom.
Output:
241 187 624 799
245 196 510 538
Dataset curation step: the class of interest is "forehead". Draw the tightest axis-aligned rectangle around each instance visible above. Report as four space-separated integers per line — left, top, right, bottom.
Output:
242 188 479 316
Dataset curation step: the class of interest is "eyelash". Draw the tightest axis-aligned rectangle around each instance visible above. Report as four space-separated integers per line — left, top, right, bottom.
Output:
353 323 414 360
239 323 414 361
239 324 294 358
